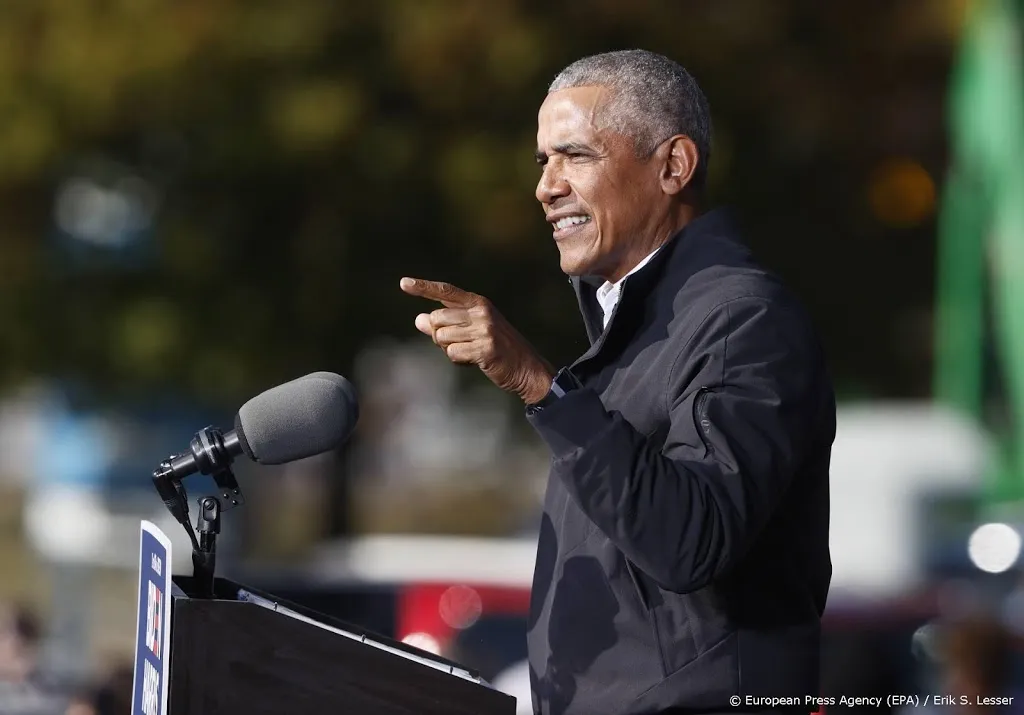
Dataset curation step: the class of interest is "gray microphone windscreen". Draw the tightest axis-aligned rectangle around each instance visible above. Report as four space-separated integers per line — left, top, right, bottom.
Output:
234 371 358 465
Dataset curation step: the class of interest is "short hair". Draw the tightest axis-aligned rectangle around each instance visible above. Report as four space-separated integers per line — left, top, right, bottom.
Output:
1 604 40 645
942 616 1012 691
549 49 712 191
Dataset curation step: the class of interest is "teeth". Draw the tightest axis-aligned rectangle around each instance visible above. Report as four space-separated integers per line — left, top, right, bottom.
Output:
554 215 590 230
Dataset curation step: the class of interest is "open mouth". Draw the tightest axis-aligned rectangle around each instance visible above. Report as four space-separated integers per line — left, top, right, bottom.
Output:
552 215 591 237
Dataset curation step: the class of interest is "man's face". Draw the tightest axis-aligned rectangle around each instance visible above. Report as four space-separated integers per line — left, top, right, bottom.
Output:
535 86 666 281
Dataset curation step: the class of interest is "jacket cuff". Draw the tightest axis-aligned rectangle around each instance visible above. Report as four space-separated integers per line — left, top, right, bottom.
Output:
526 387 612 459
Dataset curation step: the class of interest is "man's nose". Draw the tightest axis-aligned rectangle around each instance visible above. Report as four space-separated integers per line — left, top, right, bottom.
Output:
536 165 570 205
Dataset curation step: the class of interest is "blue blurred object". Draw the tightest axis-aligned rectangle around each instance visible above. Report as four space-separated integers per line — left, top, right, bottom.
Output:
33 384 230 496
35 409 113 490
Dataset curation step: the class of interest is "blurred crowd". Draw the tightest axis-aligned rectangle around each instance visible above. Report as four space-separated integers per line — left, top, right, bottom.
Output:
937 616 1021 714
0 603 130 715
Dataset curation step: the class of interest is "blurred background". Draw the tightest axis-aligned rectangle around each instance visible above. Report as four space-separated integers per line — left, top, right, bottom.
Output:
1 0 1023 713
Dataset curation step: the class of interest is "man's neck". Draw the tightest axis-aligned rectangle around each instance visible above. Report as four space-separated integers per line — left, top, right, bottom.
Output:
604 203 697 283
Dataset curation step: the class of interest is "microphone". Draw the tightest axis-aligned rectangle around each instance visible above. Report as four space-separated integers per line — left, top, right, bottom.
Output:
152 372 359 524
164 371 359 480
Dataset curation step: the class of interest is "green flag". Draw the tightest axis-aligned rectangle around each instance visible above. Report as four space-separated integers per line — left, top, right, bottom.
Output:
936 0 1024 507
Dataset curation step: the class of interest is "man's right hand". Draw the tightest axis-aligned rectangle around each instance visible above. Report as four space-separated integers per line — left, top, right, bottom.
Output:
400 277 555 405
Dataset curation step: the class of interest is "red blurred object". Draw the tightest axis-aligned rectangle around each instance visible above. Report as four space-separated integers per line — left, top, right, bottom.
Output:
398 583 531 652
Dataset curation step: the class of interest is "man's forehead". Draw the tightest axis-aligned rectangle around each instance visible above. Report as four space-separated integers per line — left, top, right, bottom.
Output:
540 85 609 123
540 85 610 142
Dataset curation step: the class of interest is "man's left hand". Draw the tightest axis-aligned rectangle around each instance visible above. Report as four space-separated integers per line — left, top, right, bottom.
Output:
400 277 555 405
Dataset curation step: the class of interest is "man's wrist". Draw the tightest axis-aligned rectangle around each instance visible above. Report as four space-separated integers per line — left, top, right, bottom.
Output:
524 366 585 413
522 365 556 405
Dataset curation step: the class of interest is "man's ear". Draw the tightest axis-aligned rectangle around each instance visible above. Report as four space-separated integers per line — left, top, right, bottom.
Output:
658 135 699 196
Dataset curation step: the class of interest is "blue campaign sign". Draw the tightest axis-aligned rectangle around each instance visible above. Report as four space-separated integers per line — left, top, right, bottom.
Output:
131 521 173 715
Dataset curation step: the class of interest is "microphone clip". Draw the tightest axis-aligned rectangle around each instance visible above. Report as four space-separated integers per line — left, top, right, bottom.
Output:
151 425 247 597
186 428 246 509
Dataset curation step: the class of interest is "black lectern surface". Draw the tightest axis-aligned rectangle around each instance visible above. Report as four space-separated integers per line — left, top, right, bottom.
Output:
169 576 517 715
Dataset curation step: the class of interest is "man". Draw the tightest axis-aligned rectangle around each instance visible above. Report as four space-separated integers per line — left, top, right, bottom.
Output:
402 49 834 715
0 603 68 714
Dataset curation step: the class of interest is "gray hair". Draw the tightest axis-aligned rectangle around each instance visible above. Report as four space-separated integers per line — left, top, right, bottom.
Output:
549 49 712 190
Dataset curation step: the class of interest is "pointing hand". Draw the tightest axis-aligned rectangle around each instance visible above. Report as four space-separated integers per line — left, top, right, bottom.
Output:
400 277 555 405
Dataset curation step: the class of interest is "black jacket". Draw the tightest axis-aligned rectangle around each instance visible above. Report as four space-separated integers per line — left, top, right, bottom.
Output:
525 210 835 715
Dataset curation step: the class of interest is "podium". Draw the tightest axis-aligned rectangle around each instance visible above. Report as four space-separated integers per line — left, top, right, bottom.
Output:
137 416 519 715
167 575 517 715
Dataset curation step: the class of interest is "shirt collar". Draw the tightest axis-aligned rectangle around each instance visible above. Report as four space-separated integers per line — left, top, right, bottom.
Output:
595 245 663 326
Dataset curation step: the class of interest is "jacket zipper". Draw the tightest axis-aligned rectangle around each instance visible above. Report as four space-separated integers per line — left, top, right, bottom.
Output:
624 559 651 614
571 280 630 372
694 387 714 455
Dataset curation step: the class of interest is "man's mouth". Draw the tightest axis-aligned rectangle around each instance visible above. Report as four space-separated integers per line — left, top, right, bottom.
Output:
552 215 591 231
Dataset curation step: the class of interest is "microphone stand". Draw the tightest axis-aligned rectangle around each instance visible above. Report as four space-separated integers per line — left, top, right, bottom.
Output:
192 494 221 599
151 427 246 599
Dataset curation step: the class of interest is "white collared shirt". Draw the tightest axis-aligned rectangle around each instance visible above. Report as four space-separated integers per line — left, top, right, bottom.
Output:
595 247 662 328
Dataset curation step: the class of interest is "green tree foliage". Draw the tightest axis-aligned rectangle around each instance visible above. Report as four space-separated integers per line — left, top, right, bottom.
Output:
0 0 959 406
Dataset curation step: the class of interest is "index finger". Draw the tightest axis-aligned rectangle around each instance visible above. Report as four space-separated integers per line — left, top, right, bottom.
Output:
400 277 478 308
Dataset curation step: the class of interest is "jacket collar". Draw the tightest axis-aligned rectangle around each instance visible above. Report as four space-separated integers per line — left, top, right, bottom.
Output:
569 208 738 346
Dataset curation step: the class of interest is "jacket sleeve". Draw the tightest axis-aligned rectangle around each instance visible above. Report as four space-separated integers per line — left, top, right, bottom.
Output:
526 295 827 593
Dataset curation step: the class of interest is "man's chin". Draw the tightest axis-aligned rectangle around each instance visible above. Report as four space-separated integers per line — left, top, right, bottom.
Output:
559 261 589 278
557 248 595 278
